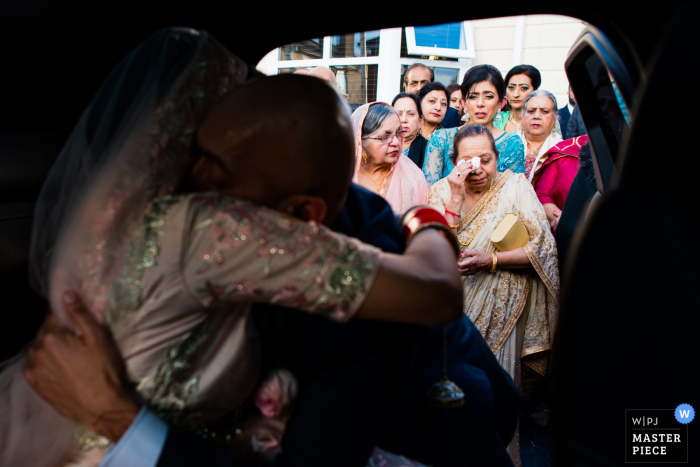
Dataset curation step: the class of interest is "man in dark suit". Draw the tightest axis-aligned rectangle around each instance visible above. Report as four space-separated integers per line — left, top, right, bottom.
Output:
25 184 518 467
558 84 575 135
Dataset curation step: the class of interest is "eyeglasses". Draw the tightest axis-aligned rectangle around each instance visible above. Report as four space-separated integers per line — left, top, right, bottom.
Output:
363 130 407 144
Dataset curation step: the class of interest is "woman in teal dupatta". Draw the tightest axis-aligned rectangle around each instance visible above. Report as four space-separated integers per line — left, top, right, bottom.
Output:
423 65 525 185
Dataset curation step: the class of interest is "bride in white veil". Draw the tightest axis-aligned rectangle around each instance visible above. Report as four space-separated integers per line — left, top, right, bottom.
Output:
1 27 250 466
2 23 466 466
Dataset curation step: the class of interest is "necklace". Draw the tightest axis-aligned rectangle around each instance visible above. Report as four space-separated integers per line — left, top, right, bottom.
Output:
526 141 543 159
508 114 521 132
457 180 494 248
360 164 391 193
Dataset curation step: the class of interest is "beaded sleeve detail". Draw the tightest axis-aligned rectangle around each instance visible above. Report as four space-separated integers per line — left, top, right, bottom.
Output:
182 193 382 323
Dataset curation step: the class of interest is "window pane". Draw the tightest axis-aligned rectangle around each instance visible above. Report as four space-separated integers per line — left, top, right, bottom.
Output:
278 67 311 74
434 68 459 87
279 38 324 61
331 31 380 58
414 23 462 49
400 65 459 92
400 29 457 61
332 65 378 111
278 65 378 111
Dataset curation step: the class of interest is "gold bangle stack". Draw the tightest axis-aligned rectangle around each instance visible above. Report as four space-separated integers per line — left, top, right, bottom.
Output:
489 252 498 273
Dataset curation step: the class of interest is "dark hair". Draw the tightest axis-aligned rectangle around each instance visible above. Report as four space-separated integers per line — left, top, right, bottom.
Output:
504 64 542 91
391 92 422 117
446 83 461 98
450 123 499 166
361 103 399 139
417 82 448 110
460 65 505 100
403 63 434 85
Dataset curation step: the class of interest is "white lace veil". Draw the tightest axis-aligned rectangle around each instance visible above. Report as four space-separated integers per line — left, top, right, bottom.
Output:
28 27 247 326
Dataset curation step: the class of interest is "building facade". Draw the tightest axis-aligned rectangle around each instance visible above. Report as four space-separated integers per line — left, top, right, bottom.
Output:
257 15 584 111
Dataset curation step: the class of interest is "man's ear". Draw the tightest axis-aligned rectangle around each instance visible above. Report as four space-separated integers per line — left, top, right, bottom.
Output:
278 195 328 223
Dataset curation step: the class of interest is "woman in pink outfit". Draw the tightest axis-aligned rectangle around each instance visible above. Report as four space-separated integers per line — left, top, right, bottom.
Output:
352 102 429 214
532 135 588 233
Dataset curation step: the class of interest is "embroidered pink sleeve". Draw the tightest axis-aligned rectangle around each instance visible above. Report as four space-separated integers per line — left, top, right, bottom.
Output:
181 193 382 322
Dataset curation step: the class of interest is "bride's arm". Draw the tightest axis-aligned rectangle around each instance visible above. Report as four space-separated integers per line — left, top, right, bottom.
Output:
182 194 462 327
356 228 462 326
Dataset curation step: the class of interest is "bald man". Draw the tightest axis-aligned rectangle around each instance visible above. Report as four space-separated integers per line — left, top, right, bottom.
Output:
190 73 352 221
25 74 516 467
308 66 336 85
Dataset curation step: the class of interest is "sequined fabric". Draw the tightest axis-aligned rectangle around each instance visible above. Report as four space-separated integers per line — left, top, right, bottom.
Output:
11 27 384 467
107 195 184 327
184 193 382 322
0 30 251 467
137 318 210 417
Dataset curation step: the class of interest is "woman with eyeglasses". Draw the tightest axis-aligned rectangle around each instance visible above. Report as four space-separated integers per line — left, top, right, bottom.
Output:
352 102 429 213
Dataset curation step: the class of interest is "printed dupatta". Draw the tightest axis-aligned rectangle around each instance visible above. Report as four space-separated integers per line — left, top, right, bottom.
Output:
428 170 560 377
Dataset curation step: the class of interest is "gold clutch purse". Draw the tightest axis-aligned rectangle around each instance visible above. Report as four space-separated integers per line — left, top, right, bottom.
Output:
490 213 530 251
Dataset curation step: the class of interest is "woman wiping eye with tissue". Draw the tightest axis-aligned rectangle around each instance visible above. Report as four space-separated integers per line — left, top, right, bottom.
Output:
427 122 559 464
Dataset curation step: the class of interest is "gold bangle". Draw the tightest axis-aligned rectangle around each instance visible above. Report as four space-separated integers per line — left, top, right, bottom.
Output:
489 252 498 273
407 222 461 258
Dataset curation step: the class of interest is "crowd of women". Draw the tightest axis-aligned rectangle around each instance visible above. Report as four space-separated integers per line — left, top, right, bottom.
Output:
352 62 594 465
1 27 595 466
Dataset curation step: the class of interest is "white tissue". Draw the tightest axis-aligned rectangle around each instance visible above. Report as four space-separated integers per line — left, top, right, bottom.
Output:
471 157 480 172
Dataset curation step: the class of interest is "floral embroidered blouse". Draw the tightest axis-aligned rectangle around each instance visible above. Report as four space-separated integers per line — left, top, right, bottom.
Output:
422 128 526 186
111 192 381 431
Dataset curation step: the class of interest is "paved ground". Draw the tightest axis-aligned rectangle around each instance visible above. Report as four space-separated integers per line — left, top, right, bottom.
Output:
520 401 552 467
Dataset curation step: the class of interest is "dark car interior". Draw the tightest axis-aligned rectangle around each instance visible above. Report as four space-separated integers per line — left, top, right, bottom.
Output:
1 0 698 464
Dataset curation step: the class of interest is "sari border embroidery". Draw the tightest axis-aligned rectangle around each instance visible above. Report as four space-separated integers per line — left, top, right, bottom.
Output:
522 242 559 306
521 342 550 358
523 358 547 377
456 170 513 231
491 278 530 355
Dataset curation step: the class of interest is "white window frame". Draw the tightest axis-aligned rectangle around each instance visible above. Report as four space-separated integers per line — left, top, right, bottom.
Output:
262 27 473 104
404 21 475 59
265 35 382 75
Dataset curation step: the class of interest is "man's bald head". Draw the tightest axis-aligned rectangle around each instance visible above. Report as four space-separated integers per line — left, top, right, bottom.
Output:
308 66 336 85
196 74 354 221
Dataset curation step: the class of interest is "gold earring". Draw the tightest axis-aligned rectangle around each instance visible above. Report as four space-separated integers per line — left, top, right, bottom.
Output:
363 153 368 164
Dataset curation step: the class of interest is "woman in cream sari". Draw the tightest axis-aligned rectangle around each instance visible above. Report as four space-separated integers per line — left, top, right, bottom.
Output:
428 123 559 466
